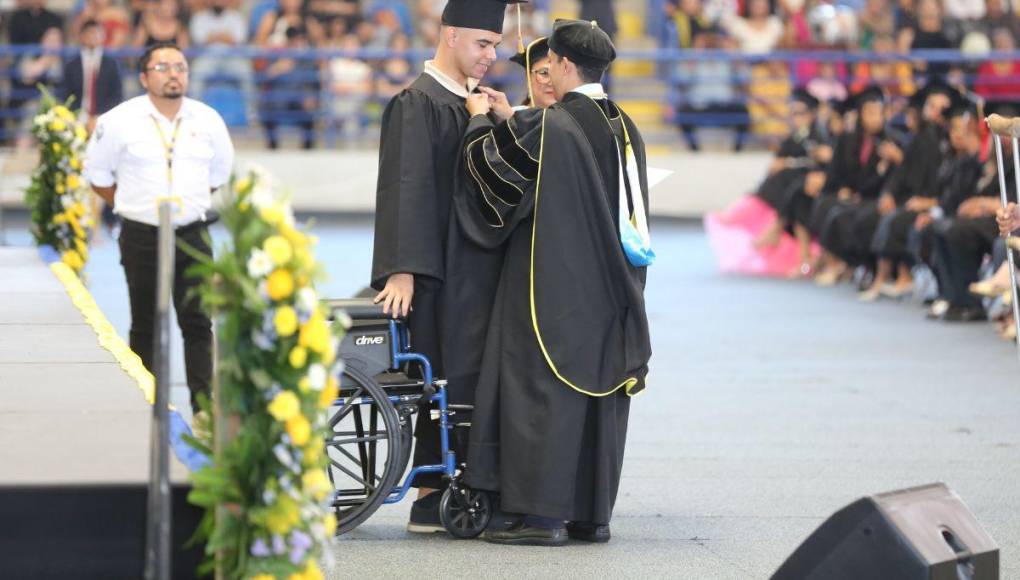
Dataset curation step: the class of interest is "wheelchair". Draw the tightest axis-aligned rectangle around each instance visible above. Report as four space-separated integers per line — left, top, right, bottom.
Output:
325 298 491 537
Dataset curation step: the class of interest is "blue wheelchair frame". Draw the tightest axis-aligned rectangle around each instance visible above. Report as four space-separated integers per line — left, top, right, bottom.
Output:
333 318 456 505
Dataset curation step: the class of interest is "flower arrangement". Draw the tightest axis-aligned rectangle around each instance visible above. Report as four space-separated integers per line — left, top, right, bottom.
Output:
187 166 345 579
24 89 92 274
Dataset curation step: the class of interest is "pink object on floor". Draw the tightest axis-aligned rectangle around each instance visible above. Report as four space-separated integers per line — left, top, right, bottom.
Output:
703 195 818 277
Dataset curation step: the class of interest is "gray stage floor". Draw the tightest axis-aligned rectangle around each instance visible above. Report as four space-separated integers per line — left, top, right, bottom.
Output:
3 215 1017 578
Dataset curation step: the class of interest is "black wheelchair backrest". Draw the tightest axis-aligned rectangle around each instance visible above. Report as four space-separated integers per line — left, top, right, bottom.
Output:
328 298 397 381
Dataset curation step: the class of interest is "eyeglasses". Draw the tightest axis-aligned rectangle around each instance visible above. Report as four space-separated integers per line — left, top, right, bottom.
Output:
530 67 551 83
147 63 189 74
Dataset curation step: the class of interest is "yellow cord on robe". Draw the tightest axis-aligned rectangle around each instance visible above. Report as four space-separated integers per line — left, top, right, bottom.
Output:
50 261 157 405
528 110 643 398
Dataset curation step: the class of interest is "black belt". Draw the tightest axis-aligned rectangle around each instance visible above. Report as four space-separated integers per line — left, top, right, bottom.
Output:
122 214 218 234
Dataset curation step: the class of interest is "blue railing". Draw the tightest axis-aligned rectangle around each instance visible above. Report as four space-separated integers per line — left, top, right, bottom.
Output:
3 45 1020 146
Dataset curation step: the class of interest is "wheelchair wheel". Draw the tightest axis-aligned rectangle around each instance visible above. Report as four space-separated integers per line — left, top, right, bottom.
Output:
327 366 410 534
439 482 492 539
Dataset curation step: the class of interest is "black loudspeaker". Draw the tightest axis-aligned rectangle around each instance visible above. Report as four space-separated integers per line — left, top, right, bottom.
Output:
772 483 999 580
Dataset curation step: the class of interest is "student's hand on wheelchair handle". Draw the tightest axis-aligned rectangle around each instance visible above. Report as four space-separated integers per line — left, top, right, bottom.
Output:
997 202 1020 238
375 272 414 318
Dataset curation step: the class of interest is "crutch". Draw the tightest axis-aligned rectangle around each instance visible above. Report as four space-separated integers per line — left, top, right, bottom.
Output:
984 114 1020 361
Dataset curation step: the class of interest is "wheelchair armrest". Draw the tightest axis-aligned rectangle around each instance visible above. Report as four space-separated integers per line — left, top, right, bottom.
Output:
326 298 405 321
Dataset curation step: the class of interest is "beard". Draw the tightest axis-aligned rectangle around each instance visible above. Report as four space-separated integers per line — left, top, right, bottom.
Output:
161 83 184 99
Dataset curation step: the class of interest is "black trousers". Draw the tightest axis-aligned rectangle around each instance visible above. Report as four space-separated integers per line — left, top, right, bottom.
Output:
119 219 213 409
932 216 998 309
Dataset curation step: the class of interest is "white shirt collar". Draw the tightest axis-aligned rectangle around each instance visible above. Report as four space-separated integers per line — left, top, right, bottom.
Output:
570 83 608 99
423 60 479 99
141 95 194 122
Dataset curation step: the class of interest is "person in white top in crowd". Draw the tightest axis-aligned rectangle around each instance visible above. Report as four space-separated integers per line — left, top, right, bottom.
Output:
189 0 255 111
84 42 235 419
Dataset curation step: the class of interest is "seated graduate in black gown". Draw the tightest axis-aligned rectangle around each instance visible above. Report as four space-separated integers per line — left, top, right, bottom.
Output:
809 86 894 286
454 19 652 546
753 89 833 274
930 124 1018 322
859 79 959 302
906 102 987 317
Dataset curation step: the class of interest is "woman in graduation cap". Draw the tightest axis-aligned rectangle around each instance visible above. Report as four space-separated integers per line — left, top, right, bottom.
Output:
509 36 557 109
369 0 525 534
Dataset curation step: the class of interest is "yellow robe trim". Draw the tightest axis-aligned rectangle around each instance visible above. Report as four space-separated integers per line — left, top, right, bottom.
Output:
528 109 642 398
50 262 158 405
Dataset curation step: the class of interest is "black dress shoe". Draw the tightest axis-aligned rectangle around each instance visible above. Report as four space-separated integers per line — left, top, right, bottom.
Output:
942 305 987 322
483 522 567 546
566 521 611 543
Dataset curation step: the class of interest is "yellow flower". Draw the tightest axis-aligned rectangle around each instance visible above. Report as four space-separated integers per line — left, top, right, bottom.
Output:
74 237 88 258
61 250 83 271
53 105 75 121
52 142 62 154
303 560 324 580
238 200 251 212
302 442 322 467
324 513 337 536
298 376 311 393
267 390 300 422
280 223 308 250
250 575 274 580
263 235 293 266
69 216 85 240
66 174 81 191
285 414 311 446
321 341 335 366
275 306 298 337
235 175 252 193
55 184 65 194
265 495 300 535
302 469 331 501
75 126 88 141
267 269 295 301
49 119 66 132
289 345 307 368
70 202 86 217
260 205 284 226
318 379 339 410
298 310 330 354
70 156 82 171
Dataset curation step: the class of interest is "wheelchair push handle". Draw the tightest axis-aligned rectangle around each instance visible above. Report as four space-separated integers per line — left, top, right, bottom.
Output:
325 298 407 321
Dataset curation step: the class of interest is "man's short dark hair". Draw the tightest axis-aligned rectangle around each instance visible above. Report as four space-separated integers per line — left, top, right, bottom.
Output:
554 52 607 84
139 41 184 73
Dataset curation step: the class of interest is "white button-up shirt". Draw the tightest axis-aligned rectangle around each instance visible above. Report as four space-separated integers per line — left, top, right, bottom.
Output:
85 95 235 226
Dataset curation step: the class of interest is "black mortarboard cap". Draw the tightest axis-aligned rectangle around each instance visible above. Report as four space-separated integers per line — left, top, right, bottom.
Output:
547 18 616 69
510 36 549 68
792 88 820 110
915 77 965 109
441 0 526 34
853 85 886 110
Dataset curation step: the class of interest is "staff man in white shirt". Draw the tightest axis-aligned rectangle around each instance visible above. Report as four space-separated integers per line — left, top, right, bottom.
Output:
84 42 235 414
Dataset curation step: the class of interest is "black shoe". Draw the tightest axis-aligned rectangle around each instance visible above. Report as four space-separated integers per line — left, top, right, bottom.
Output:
483 521 568 546
566 521 611 543
407 492 444 534
942 305 987 322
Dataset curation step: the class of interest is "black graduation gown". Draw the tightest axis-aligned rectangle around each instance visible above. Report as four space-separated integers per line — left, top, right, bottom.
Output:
455 93 652 524
811 129 890 265
756 127 822 214
370 73 505 484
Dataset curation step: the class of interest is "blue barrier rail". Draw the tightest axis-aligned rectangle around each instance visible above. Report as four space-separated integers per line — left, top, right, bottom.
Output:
2 45 1020 146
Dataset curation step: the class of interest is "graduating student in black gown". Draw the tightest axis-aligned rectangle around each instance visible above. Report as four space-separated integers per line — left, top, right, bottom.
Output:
455 19 652 546
370 0 521 532
809 87 893 285
859 80 957 301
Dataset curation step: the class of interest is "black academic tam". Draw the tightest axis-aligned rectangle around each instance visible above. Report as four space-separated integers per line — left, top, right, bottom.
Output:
442 0 527 34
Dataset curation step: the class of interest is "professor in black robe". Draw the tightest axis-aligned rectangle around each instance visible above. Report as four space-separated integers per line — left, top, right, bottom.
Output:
369 0 518 532
456 19 652 547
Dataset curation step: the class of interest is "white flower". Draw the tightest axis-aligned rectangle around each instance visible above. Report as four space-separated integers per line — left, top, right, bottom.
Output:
308 364 327 391
247 248 273 278
296 287 318 313
333 309 352 330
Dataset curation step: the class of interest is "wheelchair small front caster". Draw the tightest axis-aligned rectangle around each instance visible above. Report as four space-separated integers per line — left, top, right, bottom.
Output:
439 482 491 539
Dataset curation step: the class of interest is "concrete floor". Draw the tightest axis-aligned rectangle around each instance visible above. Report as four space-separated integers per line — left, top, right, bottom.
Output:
4 215 1018 578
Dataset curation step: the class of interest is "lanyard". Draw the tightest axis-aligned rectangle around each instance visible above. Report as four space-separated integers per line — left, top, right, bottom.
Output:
150 114 183 213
